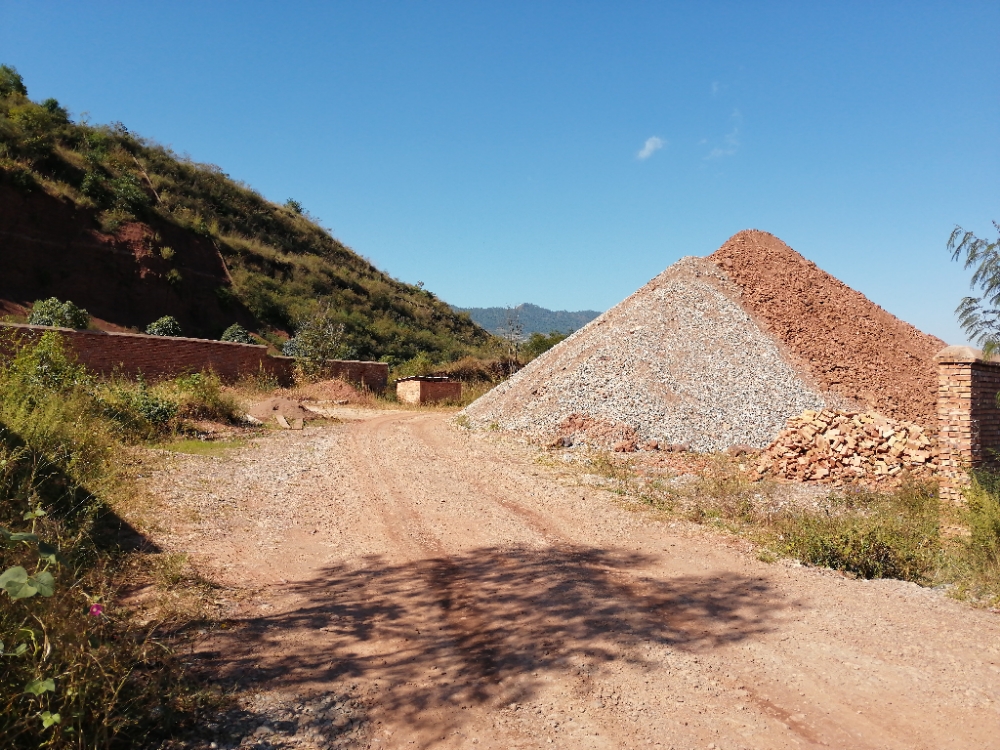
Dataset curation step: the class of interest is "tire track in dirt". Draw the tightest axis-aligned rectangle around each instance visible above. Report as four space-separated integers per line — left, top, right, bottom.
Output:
345 412 547 746
151 409 1000 750
346 412 800 748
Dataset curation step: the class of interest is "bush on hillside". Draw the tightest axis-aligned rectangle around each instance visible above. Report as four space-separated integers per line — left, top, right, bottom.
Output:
0 64 26 98
220 323 255 345
40 97 69 122
27 297 89 329
145 315 182 337
521 331 568 362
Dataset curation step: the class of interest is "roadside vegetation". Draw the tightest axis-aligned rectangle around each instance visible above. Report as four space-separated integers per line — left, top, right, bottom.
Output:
582 451 1000 604
0 331 248 748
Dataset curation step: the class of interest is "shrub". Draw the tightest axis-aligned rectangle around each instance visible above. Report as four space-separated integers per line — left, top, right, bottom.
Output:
522 331 568 362
110 172 149 213
965 473 1000 570
40 98 68 123
219 323 255 345
27 297 89 329
283 305 349 380
171 372 242 422
145 316 182 337
0 64 27 98
79 170 109 204
284 198 304 214
391 352 436 380
98 376 178 439
776 483 940 582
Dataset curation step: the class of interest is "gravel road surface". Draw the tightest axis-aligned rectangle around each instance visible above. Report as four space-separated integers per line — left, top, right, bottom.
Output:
148 409 1000 750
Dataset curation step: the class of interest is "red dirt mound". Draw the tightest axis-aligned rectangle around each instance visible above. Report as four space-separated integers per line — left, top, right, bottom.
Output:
710 230 945 427
247 397 320 424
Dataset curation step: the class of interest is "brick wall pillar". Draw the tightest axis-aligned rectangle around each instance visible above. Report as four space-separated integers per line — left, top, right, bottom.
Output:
935 345 1000 501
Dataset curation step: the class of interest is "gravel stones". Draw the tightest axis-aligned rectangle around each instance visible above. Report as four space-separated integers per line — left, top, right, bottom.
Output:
462 256 834 452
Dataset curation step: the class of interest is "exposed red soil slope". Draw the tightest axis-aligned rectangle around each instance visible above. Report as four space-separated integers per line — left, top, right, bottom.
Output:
0 184 257 338
710 230 945 427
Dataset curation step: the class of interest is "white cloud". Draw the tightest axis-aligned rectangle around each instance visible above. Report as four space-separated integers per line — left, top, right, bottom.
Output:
705 109 741 160
636 136 665 160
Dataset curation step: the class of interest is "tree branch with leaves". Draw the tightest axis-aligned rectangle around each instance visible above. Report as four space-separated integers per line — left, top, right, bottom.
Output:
949 220 1000 356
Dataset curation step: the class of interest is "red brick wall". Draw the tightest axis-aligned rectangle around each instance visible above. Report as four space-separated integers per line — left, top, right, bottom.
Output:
936 346 1000 500
0 323 387 392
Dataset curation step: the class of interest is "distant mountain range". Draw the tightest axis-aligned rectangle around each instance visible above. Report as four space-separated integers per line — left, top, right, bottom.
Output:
452 303 602 336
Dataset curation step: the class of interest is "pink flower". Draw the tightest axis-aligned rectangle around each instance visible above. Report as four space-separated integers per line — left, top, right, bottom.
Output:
88 603 104 617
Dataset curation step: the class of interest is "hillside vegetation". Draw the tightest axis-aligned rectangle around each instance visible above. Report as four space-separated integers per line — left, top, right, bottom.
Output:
454 302 601 336
0 65 491 365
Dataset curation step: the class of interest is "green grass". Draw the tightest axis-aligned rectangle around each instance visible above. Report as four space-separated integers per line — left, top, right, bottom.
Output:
156 438 247 456
0 332 224 748
580 451 1000 602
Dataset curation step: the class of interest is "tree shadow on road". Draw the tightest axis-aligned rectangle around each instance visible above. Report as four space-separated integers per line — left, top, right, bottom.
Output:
194 544 789 745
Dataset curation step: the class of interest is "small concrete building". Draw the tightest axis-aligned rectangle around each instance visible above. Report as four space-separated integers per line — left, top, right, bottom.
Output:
396 375 462 405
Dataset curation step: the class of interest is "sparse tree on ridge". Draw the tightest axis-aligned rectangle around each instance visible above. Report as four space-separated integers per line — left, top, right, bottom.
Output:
949 220 1000 356
0 64 27 98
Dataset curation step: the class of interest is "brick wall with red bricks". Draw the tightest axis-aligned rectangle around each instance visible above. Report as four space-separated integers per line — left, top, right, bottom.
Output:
0 323 387 392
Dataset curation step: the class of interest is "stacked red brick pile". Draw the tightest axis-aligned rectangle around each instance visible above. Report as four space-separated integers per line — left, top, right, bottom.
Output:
756 409 935 483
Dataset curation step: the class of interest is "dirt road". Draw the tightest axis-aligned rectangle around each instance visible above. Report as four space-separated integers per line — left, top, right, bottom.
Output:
149 409 1000 749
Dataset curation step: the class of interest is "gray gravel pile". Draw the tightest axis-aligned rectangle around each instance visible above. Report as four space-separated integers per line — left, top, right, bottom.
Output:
462 256 838 452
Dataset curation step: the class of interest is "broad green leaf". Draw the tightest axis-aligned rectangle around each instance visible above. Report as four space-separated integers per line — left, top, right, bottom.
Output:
37 542 63 564
0 566 28 587
0 527 11 541
30 571 55 597
13 643 27 656
9 532 38 543
7 581 39 599
1 568 38 600
24 678 55 696
40 711 61 728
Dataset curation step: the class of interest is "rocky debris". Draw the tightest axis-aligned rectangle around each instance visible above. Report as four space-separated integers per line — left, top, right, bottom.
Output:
247 397 320 426
756 409 936 484
710 230 944 428
294 378 369 405
462 256 834 452
555 413 639 450
152 690 370 749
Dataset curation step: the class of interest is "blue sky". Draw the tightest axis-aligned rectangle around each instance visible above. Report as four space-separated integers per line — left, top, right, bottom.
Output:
2 1 997 344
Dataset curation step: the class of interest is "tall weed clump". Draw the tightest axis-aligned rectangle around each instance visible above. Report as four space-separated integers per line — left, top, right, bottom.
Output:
958 473 1000 595
775 483 941 582
0 333 201 748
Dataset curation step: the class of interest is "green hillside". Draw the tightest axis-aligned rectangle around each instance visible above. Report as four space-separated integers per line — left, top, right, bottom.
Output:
453 303 602 336
0 65 491 364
